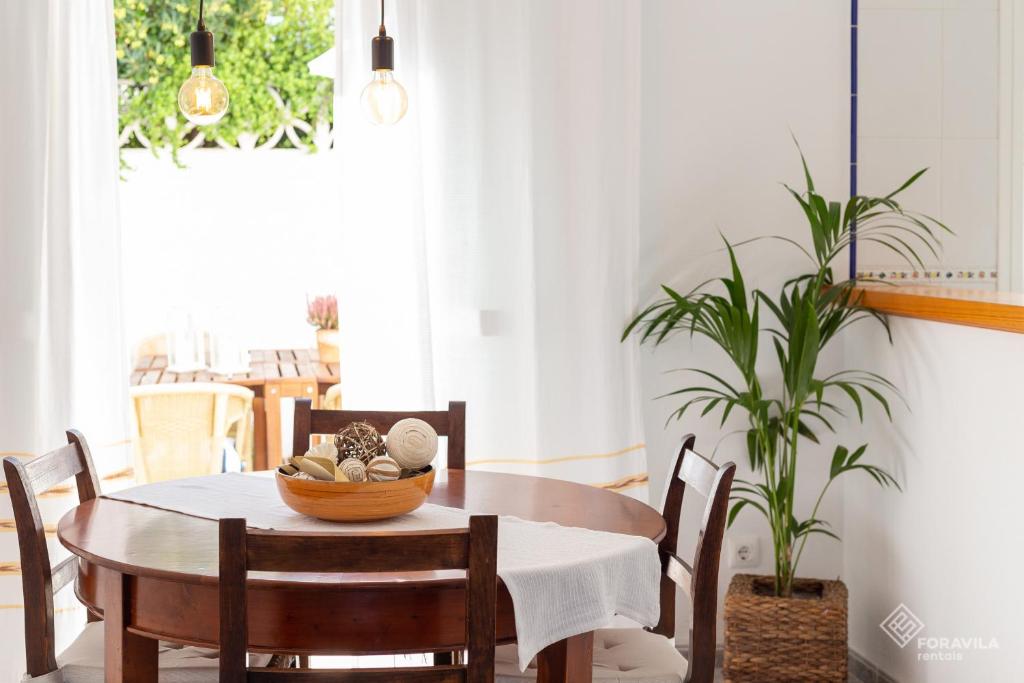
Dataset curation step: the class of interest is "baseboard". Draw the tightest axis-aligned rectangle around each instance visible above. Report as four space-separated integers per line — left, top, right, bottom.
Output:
674 644 725 671
848 648 898 683
674 645 898 683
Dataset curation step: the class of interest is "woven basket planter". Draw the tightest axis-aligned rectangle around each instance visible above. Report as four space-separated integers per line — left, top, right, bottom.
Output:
724 573 848 683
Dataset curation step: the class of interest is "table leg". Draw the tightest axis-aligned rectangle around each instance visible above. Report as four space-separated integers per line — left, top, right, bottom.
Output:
252 396 268 471
433 651 465 665
536 632 594 683
265 384 283 468
265 379 317 465
104 570 158 682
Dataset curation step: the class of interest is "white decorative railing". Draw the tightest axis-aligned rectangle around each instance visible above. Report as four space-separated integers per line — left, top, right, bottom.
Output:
118 84 333 152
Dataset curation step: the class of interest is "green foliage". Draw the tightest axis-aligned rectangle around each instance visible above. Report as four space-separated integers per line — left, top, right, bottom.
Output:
625 140 950 597
115 0 334 157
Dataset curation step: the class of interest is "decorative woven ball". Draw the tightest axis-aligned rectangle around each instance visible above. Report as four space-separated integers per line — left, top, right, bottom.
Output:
366 455 402 482
338 458 367 483
334 421 386 465
385 418 439 470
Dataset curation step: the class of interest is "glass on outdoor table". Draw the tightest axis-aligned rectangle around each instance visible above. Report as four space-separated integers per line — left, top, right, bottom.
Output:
166 309 207 372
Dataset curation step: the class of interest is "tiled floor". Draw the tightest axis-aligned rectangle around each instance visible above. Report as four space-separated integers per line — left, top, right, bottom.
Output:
714 672 869 683
312 655 872 681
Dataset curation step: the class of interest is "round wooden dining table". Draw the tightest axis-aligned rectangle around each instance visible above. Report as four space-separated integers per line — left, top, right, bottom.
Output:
58 469 665 683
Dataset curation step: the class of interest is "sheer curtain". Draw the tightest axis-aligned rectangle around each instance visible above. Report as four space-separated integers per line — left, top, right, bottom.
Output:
0 0 127 678
334 1 648 497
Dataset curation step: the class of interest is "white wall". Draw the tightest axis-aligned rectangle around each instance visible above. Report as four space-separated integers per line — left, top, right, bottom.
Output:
638 0 849 642
846 4 1022 680
858 0 1002 285
843 319 1024 681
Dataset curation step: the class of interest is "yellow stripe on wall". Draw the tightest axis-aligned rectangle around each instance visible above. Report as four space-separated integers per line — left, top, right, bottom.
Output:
0 604 81 613
0 562 21 576
0 438 130 461
595 472 649 493
0 467 134 496
0 520 57 535
466 443 645 467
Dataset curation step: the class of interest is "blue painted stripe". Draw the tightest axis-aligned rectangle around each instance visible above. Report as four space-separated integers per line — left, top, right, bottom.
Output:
849 0 859 277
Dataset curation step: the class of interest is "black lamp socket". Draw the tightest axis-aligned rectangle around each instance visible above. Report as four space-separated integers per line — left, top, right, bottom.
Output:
190 30 215 67
371 33 394 71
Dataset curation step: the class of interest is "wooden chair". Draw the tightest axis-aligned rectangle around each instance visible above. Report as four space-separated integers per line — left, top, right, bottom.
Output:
292 399 466 469
217 515 498 682
494 435 735 683
3 431 272 682
129 382 254 482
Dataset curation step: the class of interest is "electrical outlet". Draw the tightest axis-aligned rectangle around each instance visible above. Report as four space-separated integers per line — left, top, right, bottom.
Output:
728 535 760 569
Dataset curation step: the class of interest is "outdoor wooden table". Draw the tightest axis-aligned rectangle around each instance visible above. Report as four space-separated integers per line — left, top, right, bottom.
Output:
130 349 339 471
58 469 665 683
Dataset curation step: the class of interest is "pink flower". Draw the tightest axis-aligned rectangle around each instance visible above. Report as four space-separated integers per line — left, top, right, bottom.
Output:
306 295 338 330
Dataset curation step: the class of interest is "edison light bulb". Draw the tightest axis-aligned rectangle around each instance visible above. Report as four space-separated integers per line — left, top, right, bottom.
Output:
361 69 408 125
178 8 228 126
178 66 229 125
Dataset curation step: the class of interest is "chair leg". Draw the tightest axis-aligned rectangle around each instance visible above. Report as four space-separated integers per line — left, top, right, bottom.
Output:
434 651 464 665
266 654 297 668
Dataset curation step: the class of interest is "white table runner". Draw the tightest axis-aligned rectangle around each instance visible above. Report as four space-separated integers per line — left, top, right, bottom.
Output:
106 473 661 669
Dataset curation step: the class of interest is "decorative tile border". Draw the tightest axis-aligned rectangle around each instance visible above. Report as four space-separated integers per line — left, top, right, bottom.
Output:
856 269 998 283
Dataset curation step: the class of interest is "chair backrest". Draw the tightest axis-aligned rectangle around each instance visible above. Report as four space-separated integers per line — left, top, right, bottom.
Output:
218 515 498 682
292 399 466 469
129 382 254 483
650 435 735 683
322 383 342 410
2 431 100 678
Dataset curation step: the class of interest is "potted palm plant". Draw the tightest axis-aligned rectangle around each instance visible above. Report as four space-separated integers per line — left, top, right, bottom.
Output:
625 144 948 682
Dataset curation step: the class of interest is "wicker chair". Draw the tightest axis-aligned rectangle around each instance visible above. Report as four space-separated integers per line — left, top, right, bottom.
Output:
322 383 343 410
129 383 253 483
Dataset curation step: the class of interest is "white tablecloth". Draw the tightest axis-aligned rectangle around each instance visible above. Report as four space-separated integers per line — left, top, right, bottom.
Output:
106 473 661 669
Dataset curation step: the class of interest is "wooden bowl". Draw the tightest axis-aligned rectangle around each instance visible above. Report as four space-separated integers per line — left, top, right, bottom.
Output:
275 467 435 522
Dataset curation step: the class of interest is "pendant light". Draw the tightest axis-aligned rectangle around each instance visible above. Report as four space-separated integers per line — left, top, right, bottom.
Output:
361 0 408 125
178 0 229 125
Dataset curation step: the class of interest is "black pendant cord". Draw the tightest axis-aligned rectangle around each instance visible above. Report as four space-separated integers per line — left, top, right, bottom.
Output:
370 0 394 70
190 0 215 67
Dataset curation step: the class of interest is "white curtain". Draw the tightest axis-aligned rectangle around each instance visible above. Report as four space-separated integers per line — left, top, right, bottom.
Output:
0 0 127 678
334 1 648 497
